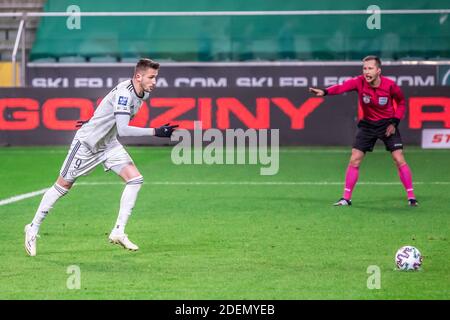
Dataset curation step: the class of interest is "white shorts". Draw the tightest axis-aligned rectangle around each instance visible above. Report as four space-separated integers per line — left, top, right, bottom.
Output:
59 140 133 182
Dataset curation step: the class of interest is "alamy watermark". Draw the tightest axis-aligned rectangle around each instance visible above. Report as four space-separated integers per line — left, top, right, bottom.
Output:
66 265 81 289
66 5 81 30
366 265 381 289
366 5 381 30
171 121 279 175
65 6 382 32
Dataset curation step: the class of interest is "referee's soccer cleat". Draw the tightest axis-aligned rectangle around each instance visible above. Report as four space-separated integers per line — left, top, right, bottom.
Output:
408 198 419 207
333 198 352 206
109 233 139 251
24 224 39 256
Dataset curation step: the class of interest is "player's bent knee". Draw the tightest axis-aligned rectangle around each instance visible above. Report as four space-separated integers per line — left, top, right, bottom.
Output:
126 175 144 186
56 176 74 190
349 157 363 167
116 163 142 182
391 151 406 167
349 149 364 167
394 159 407 168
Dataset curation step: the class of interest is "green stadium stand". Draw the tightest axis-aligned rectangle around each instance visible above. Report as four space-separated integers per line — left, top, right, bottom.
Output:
58 55 86 63
120 56 140 63
89 55 118 63
30 0 450 62
30 57 56 63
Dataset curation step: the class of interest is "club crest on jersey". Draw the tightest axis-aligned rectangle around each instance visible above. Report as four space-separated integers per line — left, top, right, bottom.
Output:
378 97 388 105
363 95 371 104
118 96 128 106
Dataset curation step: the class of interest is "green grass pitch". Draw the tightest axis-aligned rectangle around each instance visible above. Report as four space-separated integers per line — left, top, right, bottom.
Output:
0 146 449 299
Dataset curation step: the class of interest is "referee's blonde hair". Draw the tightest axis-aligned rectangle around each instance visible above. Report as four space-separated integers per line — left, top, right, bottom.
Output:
362 55 381 68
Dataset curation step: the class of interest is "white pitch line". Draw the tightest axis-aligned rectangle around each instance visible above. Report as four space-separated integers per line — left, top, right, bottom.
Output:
2 181 450 207
1 149 449 155
74 181 450 186
75 181 381 186
0 188 48 206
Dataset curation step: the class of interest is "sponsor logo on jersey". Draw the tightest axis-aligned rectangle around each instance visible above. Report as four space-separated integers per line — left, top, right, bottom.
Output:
379 97 388 105
363 95 371 104
118 96 128 106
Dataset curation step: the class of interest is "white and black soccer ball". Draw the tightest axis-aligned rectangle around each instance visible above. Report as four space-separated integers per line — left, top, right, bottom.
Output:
395 245 423 270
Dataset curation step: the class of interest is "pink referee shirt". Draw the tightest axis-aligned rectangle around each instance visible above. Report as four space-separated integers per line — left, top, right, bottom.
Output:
326 75 406 122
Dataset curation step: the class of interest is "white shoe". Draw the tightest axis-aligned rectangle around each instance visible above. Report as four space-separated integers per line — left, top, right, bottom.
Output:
24 224 39 256
108 233 139 251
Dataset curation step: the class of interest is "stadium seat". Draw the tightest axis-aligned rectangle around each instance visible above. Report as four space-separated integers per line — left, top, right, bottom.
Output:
31 57 57 63
89 56 118 63
58 56 87 63
398 56 426 62
429 56 450 61
379 33 400 60
120 57 140 63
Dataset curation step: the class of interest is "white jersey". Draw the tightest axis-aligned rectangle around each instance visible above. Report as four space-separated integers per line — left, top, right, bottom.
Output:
75 80 150 152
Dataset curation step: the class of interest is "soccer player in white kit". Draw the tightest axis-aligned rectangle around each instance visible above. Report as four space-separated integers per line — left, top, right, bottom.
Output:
24 58 178 256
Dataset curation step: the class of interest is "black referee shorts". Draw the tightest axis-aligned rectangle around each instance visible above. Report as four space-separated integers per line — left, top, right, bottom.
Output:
353 119 403 153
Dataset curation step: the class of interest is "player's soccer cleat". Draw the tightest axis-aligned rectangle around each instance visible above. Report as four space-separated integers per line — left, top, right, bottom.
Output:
408 198 419 207
108 233 139 251
24 224 39 256
333 198 352 206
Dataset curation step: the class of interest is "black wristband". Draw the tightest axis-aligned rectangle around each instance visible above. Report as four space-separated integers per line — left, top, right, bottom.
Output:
322 88 328 96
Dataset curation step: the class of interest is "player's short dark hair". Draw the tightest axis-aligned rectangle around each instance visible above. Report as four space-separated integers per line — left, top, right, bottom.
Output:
135 58 160 74
362 55 381 68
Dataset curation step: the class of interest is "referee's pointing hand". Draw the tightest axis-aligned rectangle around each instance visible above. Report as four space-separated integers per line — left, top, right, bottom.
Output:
309 87 325 97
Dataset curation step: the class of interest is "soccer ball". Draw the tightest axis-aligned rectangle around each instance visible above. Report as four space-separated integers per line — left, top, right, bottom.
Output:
395 246 423 270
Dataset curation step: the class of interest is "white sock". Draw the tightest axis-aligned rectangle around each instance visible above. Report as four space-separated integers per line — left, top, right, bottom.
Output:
30 184 69 235
112 176 143 235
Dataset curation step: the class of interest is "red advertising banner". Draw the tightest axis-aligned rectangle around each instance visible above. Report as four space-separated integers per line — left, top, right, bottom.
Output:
1 87 449 146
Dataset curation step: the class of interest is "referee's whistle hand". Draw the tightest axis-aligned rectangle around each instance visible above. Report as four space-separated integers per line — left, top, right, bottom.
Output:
309 87 325 96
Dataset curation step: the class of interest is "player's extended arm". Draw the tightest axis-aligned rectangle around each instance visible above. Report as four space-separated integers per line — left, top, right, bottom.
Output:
309 77 359 96
115 114 178 137
326 77 360 95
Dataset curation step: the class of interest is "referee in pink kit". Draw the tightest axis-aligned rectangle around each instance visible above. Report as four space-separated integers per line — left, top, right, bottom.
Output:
309 55 418 207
